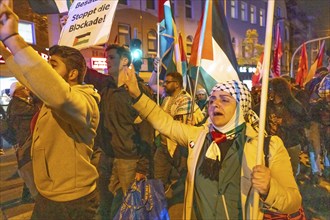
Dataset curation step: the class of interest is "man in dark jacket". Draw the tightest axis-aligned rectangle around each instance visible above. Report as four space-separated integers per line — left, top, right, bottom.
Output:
96 44 154 219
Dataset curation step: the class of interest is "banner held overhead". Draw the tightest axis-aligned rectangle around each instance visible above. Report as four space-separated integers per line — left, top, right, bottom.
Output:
58 0 118 50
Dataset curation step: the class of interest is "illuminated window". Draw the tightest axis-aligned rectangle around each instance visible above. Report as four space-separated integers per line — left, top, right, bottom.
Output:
250 5 256 24
147 29 157 55
241 2 248 21
231 0 238 19
259 9 265 26
118 23 130 46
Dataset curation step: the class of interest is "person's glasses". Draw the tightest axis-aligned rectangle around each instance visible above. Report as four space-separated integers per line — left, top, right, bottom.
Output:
163 80 177 84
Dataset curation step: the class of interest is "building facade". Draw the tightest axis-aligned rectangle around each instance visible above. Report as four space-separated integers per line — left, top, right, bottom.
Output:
2 0 326 83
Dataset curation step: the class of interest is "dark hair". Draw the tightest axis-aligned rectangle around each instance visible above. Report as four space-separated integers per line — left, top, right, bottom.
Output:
165 72 183 88
105 44 132 67
49 45 86 84
269 77 295 104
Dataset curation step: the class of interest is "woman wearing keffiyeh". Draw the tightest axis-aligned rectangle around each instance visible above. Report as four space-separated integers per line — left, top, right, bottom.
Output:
124 68 302 220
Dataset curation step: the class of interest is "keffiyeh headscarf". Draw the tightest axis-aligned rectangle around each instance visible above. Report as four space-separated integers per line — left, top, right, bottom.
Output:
200 80 260 180
209 80 260 135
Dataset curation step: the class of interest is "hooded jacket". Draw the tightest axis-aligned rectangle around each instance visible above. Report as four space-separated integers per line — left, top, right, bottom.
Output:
5 47 100 202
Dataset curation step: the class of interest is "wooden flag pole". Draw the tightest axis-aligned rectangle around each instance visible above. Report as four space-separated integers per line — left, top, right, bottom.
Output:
252 0 275 219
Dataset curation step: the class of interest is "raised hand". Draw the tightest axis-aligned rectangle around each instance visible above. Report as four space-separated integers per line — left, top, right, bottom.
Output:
0 2 19 40
123 65 141 99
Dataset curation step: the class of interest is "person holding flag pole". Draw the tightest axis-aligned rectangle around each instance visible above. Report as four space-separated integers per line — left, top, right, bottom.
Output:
252 0 278 218
121 2 301 219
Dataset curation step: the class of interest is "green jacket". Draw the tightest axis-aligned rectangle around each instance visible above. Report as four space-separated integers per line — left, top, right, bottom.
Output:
133 94 301 220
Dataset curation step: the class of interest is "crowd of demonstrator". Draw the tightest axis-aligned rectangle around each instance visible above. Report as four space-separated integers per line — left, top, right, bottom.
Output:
1 2 330 220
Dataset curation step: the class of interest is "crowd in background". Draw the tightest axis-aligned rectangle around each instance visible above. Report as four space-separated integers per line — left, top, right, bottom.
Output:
0 2 329 219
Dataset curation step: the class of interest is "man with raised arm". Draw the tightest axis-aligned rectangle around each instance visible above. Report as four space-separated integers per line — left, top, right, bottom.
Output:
0 3 100 219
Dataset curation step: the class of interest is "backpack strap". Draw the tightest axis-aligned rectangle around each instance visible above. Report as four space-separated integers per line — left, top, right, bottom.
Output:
263 136 271 167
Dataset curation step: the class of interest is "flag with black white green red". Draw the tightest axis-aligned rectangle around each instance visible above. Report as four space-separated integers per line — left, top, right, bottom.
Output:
28 0 72 14
188 0 239 94
73 32 91 47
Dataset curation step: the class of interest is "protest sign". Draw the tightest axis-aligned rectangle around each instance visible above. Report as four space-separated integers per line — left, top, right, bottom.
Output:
58 0 118 49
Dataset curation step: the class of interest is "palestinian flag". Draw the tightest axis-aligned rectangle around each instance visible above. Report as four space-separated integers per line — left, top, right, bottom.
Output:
28 0 72 14
188 0 239 93
73 32 91 47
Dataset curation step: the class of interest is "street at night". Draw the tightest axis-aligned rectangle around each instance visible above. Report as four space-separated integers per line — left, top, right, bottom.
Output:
1 144 329 219
1 0 330 219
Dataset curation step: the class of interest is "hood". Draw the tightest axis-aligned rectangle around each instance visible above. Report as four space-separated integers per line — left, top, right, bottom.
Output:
73 84 101 104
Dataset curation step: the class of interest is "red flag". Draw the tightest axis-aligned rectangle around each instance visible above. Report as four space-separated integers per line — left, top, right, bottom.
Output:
252 53 264 86
272 23 282 78
295 43 308 87
178 33 187 62
158 0 167 22
304 40 325 85
178 33 188 88
189 4 213 67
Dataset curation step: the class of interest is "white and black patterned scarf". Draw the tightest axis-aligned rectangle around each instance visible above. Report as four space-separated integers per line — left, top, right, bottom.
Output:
200 80 260 180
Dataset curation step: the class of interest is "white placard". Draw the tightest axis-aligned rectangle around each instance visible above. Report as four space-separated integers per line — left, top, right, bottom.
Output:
58 0 118 49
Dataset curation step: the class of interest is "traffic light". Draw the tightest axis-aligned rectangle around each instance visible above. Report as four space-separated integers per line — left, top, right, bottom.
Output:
130 39 143 72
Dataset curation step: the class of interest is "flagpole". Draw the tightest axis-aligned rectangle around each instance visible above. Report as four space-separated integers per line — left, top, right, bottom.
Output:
157 22 160 105
252 0 275 219
194 0 209 99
